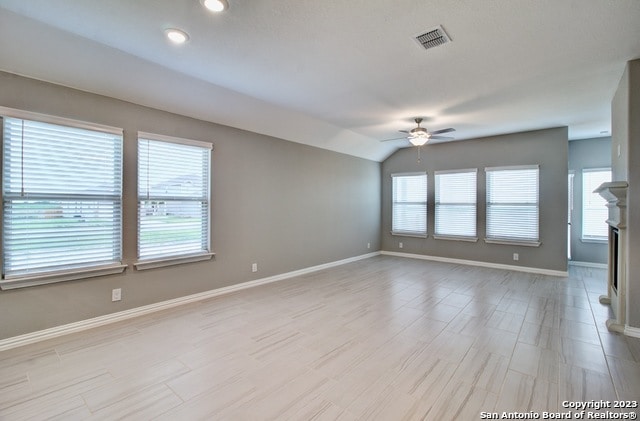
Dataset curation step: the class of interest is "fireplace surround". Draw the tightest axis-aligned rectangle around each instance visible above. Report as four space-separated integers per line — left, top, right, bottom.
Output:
595 181 628 333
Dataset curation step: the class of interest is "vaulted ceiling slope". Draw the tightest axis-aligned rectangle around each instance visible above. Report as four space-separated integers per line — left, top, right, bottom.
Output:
1 1 639 162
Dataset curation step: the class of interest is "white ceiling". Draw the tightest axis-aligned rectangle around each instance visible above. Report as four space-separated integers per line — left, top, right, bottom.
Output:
1 0 639 161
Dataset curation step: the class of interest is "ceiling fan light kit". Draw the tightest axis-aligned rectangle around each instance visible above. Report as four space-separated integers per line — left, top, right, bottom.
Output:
380 117 455 147
409 138 428 146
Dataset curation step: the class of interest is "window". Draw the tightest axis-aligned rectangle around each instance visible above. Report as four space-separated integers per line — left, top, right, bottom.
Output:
582 168 611 241
568 171 575 259
391 172 427 237
485 165 539 245
136 133 213 268
435 169 477 240
2 114 124 288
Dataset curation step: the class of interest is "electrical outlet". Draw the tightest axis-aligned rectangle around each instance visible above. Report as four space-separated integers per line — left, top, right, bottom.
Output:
399 242 403 249
367 242 371 249
513 253 519 261
252 263 258 273
111 288 122 302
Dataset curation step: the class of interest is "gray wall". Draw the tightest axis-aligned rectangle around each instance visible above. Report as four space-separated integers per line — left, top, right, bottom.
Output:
381 127 568 272
568 137 611 264
0 71 382 340
612 59 640 330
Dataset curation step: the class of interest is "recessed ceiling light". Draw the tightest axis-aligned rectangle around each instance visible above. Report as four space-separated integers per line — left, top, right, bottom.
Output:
201 0 229 12
165 28 189 44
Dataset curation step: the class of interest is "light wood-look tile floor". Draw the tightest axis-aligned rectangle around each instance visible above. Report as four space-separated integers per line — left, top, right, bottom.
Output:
1 256 639 420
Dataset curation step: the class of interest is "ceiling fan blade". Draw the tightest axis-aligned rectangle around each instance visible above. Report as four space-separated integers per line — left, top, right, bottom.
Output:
399 130 409 133
429 135 454 140
430 128 455 135
379 136 408 142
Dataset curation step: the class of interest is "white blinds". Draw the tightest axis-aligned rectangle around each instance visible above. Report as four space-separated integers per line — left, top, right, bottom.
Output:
582 168 611 241
391 173 427 236
435 169 477 238
138 136 211 261
486 166 539 243
2 117 122 277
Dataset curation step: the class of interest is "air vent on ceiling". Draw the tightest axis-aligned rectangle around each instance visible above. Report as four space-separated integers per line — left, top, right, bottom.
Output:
415 25 451 51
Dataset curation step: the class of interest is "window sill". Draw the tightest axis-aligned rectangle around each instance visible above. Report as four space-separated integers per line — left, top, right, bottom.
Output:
484 238 541 247
134 252 215 271
391 232 428 239
580 238 607 244
0 263 127 290
434 235 478 243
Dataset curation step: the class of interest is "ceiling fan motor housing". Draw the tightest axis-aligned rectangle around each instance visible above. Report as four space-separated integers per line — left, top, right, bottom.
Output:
410 127 429 137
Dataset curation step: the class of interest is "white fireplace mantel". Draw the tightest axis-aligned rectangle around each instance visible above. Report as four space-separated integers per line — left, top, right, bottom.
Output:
596 180 628 334
595 181 628 228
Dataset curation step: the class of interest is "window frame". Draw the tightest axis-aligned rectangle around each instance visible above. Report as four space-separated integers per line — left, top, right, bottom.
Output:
134 132 214 270
568 171 575 259
0 107 126 290
485 164 540 247
391 172 428 238
434 168 478 242
581 167 611 243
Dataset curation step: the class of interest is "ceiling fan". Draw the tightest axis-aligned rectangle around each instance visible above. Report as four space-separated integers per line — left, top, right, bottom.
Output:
381 118 455 146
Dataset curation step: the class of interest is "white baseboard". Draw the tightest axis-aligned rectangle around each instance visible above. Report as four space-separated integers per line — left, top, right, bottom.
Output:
625 325 640 338
0 252 381 352
569 261 608 269
381 251 568 277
